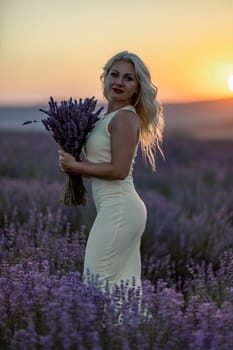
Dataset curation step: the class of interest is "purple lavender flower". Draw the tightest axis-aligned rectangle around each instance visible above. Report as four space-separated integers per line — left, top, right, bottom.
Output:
39 97 103 206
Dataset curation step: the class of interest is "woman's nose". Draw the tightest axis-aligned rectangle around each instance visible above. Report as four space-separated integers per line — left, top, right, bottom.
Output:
115 76 124 85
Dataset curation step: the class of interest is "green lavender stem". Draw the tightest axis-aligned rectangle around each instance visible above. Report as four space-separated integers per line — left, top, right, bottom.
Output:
60 174 86 206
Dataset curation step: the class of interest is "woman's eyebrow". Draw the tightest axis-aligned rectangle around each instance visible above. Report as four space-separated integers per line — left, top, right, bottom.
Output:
111 69 134 76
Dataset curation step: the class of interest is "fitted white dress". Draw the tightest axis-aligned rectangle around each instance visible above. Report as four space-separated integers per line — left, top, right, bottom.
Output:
83 105 147 289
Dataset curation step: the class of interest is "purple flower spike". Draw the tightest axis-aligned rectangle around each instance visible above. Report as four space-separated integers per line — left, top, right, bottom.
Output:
38 96 104 206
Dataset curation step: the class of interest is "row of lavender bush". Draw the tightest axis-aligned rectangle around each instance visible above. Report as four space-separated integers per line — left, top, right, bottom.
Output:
0 131 232 349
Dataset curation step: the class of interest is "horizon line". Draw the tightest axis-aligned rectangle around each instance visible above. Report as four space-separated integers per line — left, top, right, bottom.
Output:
0 95 233 108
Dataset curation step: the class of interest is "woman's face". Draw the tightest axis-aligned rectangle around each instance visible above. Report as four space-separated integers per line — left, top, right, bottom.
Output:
105 60 139 105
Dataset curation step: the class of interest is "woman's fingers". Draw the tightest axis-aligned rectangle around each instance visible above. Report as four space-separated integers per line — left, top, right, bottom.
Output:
59 159 65 171
58 150 76 173
58 150 65 171
58 150 65 157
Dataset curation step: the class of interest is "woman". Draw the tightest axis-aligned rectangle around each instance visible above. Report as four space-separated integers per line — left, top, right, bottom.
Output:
59 51 164 289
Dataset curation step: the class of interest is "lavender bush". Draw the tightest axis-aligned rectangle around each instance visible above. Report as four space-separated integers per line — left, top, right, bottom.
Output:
0 131 232 349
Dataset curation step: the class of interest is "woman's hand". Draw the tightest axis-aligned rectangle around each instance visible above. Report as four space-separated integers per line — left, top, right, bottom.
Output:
58 150 77 174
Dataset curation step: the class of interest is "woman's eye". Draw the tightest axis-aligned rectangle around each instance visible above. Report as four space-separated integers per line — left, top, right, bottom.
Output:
126 76 133 81
110 72 118 77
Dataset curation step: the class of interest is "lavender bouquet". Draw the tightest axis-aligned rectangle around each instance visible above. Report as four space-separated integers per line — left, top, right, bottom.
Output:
24 97 103 206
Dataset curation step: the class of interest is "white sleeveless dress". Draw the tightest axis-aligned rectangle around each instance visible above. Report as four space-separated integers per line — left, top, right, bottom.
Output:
83 105 147 289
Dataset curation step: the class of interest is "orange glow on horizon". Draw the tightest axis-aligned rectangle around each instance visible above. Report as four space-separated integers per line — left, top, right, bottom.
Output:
0 0 233 106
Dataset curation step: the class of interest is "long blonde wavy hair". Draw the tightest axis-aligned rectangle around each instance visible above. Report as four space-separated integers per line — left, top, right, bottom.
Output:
100 51 164 171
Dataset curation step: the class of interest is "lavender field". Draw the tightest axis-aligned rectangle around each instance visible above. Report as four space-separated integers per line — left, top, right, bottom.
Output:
0 130 233 349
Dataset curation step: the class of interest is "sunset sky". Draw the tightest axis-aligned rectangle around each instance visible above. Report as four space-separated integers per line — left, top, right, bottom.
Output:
1 0 233 105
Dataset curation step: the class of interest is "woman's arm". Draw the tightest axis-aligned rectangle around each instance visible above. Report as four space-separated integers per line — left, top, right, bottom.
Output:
59 110 139 180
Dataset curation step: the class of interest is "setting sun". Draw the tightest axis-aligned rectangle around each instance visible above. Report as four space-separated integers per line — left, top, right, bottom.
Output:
1 0 233 105
228 75 233 92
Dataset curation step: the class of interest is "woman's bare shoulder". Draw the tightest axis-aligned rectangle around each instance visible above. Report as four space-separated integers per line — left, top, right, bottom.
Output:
108 109 140 140
112 108 140 126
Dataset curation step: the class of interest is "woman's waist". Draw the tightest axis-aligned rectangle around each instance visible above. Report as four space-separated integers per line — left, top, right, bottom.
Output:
91 176 136 197
91 179 145 211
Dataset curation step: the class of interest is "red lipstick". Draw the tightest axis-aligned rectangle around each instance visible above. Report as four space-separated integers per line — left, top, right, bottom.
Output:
112 88 123 94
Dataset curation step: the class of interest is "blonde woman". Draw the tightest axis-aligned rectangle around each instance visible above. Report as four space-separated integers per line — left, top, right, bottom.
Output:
59 51 164 289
